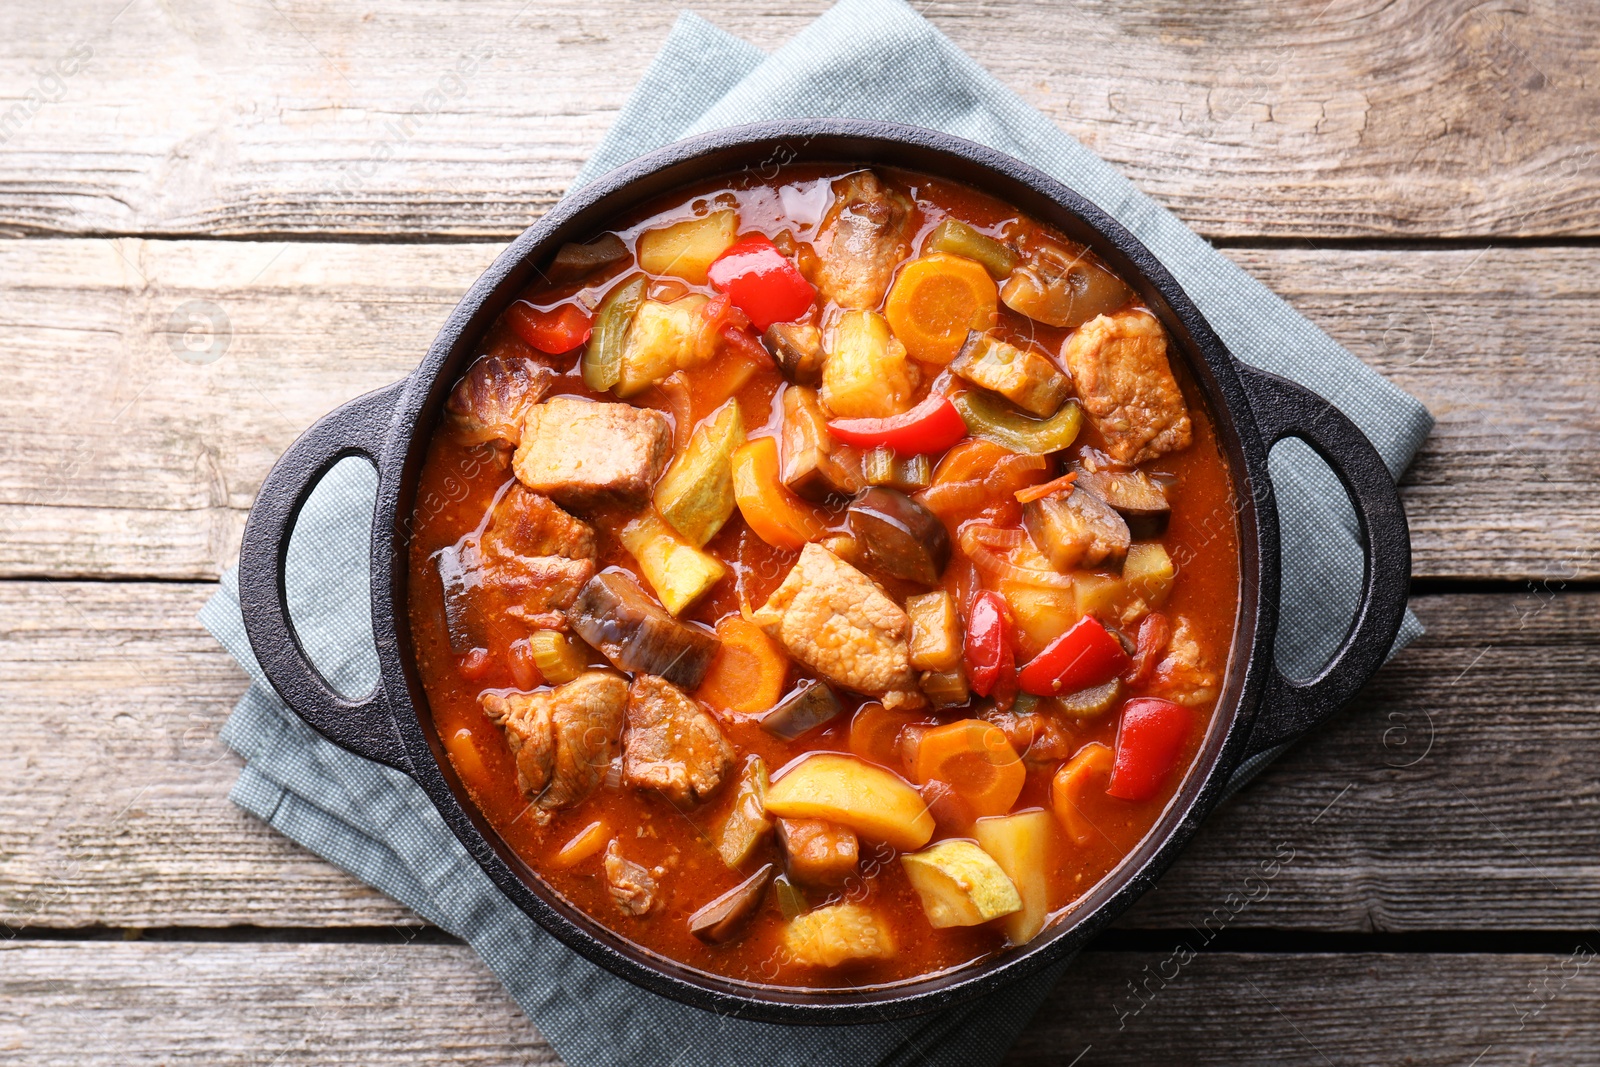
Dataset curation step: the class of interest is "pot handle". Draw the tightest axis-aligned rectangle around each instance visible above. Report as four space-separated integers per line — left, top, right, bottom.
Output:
1239 366 1412 758
237 380 414 775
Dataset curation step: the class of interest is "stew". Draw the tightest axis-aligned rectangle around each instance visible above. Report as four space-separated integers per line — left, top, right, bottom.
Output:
406 165 1239 989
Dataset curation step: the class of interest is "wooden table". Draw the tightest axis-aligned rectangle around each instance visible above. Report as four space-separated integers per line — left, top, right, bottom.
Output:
3 1 1597 1062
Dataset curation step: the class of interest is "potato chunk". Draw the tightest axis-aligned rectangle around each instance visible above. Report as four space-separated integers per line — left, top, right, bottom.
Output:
900 839 1022 929
820 310 917 419
972 811 1054 944
764 752 934 851
654 399 746 546
635 209 738 284
619 511 726 617
783 903 895 968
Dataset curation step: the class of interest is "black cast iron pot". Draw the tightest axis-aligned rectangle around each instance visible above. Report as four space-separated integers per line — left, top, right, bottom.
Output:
237 120 1411 1025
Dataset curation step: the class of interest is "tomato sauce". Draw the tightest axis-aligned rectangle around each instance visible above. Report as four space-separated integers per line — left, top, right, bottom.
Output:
405 167 1240 990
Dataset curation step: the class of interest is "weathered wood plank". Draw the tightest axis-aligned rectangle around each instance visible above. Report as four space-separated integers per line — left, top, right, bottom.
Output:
5 240 1596 581
1 0 1597 240
3 940 1595 1065
0 581 418 929
3 583 1596 931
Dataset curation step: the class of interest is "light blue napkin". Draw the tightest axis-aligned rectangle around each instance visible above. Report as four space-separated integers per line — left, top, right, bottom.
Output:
200 2 1433 1064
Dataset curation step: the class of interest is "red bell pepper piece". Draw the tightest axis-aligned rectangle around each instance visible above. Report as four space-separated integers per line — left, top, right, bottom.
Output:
964 591 1016 703
706 233 815 331
505 301 593 355
827 394 969 455
1107 698 1194 801
1017 615 1132 697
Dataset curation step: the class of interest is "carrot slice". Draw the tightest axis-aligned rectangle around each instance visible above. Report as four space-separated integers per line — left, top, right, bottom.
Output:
553 820 609 867
695 615 789 714
932 438 1012 484
731 437 826 550
909 719 1025 818
848 702 921 771
884 254 999 364
1051 742 1114 846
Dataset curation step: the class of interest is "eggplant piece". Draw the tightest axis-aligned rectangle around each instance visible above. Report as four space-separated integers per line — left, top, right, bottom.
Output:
846 487 952 587
764 321 827 385
1075 466 1171 539
950 332 1071 419
780 385 864 502
760 679 844 741
999 239 1133 329
435 542 483 655
544 233 629 286
689 863 776 944
565 570 721 690
1022 485 1130 571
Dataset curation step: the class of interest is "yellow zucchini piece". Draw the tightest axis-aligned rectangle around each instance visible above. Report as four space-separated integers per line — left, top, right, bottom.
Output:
616 296 713 398
715 755 773 869
619 511 726 616
905 589 962 671
764 752 934 851
900 839 1022 929
783 903 895 967
636 210 738 284
1123 542 1175 606
820 310 917 419
654 399 746 546
972 810 1053 944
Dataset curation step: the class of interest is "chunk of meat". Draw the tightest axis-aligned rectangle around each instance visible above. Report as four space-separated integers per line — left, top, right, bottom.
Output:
481 484 596 561
751 543 923 709
480 671 628 823
446 352 553 446
603 840 659 917
776 817 859 887
623 674 736 805
1061 310 1192 464
437 539 594 650
1154 616 1219 707
811 171 914 310
512 396 672 511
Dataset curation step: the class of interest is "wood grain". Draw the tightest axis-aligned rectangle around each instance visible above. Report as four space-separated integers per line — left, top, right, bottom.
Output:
0 0 1596 240
3 940 1596 1065
4 240 1598 582
4 582 1596 931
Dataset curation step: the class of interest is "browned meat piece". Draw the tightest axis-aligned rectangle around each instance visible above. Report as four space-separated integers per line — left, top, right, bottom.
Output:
764 321 826 384
1022 483 1131 572
751 543 923 710
811 171 914 310
603 840 659 917
622 674 735 805
566 571 722 691
480 671 628 823
512 396 672 511
436 539 594 650
1154 616 1219 707
481 484 596 561
446 353 553 446
777 817 859 887
494 555 597 629
1061 311 1192 464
